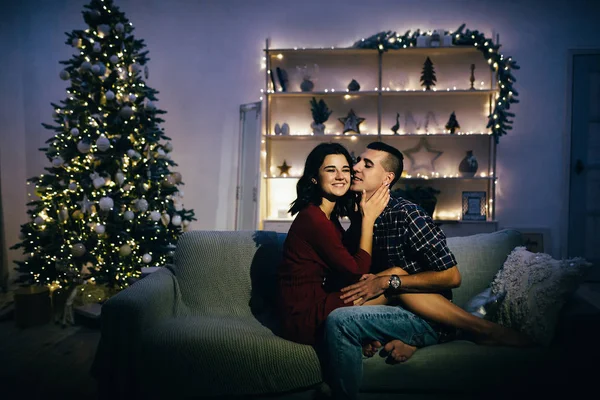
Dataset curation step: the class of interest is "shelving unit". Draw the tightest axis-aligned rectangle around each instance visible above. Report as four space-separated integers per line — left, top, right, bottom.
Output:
259 38 500 235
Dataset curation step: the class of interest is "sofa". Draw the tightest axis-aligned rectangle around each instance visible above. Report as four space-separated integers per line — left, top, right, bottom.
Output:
91 229 597 399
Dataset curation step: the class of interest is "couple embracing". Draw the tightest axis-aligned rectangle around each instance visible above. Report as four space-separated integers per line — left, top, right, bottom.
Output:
276 142 530 400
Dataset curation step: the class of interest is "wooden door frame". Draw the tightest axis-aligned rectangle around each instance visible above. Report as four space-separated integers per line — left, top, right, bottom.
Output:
561 49 600 258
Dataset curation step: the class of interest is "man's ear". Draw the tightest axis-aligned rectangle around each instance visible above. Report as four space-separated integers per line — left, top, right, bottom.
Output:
384 172 395 185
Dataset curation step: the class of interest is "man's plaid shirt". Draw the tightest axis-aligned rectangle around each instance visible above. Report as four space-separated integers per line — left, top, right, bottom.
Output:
344 194 458 341
371 195 457 282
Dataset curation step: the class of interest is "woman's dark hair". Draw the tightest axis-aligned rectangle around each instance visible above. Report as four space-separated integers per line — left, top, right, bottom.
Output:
289 143 354 217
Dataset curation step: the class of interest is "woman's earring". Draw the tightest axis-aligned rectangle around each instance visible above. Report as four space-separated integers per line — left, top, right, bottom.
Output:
311 178 317 184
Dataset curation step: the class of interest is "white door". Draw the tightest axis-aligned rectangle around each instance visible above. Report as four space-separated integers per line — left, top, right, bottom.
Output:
568 53 600 280
235 102 262 230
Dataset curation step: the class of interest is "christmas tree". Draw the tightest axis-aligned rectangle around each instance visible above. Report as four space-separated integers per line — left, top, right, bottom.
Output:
445 111 460 134
420 57 437 90
11 0 195 292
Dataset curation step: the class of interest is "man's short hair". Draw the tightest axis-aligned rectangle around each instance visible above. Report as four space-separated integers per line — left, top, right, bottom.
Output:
367 142 404 187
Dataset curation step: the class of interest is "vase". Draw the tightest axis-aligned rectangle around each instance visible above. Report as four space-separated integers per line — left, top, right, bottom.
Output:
458 150 479 177
300 79 314 92
311 121 325 135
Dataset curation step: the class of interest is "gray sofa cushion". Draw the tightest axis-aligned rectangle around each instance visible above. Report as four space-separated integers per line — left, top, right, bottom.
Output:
361 340 548 393
139 316 321 396
447 230 522 308
174 230 283 319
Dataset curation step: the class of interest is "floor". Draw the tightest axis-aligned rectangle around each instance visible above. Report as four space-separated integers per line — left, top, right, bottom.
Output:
0 317 100 399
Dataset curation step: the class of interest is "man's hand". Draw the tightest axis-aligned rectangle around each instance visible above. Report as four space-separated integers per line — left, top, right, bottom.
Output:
341 275 388 305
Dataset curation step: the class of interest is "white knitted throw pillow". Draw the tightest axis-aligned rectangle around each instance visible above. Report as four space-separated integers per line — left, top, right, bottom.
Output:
490 246 591 346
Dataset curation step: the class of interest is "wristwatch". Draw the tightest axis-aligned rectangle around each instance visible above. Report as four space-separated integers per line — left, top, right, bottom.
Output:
388 274 401 292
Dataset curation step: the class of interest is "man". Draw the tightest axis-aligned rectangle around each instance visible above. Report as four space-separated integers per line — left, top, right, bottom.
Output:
322 141 462 400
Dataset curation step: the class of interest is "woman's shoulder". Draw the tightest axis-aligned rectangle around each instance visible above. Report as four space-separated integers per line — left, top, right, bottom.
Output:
292 204 329 227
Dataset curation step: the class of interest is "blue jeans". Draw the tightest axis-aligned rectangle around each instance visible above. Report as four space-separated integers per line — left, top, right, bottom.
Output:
322 305 439 400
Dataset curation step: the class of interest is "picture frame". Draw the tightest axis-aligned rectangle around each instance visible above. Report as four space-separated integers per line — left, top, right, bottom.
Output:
462 191 486 221
503 227 552 254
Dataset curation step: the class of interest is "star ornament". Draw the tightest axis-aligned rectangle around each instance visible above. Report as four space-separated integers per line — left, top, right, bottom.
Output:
339 109 365 134
78 195 93 214
403 138 443 174
277 160 292 177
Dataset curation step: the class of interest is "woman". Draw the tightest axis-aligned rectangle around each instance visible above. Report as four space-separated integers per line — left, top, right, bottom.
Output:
277 143 389 345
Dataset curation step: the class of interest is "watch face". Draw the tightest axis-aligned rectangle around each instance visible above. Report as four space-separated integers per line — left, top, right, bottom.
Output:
390 275 401 290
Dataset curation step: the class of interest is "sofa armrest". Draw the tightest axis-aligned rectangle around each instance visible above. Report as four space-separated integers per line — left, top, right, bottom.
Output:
91 267 181 396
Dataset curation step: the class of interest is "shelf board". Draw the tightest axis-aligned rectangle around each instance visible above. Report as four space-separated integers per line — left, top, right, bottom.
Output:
265 176 495 180
398 176 494 181
263 134 379 140
266 89 497 97
435 219 498 225
263 218 498 224
263 133 492 139
265 46 480 56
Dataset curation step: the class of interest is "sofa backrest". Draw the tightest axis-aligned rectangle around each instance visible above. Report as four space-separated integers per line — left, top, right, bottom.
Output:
173 229 521 317
173 230 284 320
447 229 522 307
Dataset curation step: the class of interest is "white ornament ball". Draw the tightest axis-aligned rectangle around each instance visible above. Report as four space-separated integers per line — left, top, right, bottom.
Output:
105 90 115 101
71 243 86 257
142 254 152 264
93 177 106 189
93 42 101 52
59 70 70 80
77 141 91 153
127 149 136 158
96 136 110 152
68 182 77 191
109 55 119 65
95 224 105 234
80 61 92 71
92 63 105 75
52 157 64 167
128 94 137 102
99 196 114 211
183 220 190 227
34 216 44 225
123 210 135 221
136 199 149 212
145 101 156 110
115 22 125 33
115 171 125 186
150 211 161 221
70 127 80 137
120 105 134 119
119 244 132 257
164 142 173 152
171 215 182 226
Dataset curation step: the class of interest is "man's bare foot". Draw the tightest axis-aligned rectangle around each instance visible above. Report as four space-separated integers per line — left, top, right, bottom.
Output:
380 340 417 363
362 341 382 358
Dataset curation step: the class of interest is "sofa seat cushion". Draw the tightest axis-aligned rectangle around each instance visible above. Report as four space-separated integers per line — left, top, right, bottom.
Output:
138 315 321 396
361 341 549 393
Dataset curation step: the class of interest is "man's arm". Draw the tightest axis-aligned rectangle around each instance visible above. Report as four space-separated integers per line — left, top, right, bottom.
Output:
340 266 460 304
378 265 461 291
